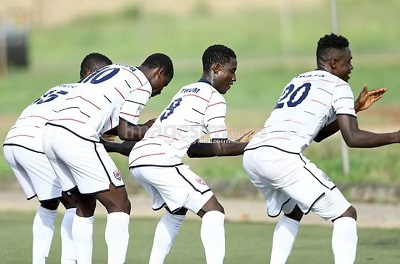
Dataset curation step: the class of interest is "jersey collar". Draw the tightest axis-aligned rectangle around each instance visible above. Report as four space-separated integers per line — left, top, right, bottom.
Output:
198 79 212 86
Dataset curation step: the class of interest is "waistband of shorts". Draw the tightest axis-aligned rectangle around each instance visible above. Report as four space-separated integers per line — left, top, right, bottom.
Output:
244 144 300 155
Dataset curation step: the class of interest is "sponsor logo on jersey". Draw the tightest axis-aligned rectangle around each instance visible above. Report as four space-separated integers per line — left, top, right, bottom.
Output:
195 177 206 185
113 170 122 181
322 173 332 182
181 87 200 93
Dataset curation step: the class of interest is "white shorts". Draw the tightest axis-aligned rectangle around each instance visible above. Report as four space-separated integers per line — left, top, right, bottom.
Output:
43 124 125 194
3 144 62 201
130 164 213 214
243 146 351 221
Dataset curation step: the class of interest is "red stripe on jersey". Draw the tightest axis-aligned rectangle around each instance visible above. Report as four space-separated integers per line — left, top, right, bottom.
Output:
285 119 305 125
120 112 139 117
301 79 335 84
149 135 179 141
336 106 354 111
320 79 337 84
53 118 86 124
20 115 50 121
209 129 227 134
208 102 226 107
258 137 291 145
335 83 348 87
6 134 35 140
67 96 100 110
311 99 327 106
114 87 125 99
129 152 166 165
137 88 151 95
182 94 209 102
121 67 143 86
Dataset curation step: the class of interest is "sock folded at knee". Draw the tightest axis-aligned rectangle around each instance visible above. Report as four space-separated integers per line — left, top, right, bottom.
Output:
32 206 57 264
149 212 185 264
73 214 94 264
61 208 77 264
270 215 300 264
105 212 130 264
332 217 357 264
201 211 225 264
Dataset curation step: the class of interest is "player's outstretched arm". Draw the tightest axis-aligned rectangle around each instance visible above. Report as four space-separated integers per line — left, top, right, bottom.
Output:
314 85 387 142
100 137 137 156
118 118 155 140
187 141 215 158
338 114 400 148
235 130 255 143
187 130 254 158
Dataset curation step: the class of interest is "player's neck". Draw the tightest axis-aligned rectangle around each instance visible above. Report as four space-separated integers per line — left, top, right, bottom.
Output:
316 66 328 71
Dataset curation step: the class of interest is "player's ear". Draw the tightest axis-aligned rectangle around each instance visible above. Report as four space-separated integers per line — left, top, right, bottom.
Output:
157 68 165 79
330 58 338 70
212 63 221 74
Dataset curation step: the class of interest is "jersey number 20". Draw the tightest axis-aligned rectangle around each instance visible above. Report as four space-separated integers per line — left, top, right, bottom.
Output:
275 82 311 109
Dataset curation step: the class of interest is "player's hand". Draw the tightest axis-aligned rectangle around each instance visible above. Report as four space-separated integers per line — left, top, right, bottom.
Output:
354 84 387 113
236 130 255 143
102 133 116 141
143 118 157 128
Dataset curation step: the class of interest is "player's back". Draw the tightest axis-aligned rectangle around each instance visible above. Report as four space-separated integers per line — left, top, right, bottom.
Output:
49 64 152 140
246 70 355 153
130 81 226 166
4 83 81 151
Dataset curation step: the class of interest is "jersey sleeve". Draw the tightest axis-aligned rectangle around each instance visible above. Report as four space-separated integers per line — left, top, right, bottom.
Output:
204 91 228 139
119 83 151 125
332 82 356 117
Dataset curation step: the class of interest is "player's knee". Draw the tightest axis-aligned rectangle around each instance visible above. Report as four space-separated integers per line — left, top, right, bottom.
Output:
284 205 303 221
59 192 77 209
101 195 131 214
40 198 60 210
338 205 357 220
201 195 225 214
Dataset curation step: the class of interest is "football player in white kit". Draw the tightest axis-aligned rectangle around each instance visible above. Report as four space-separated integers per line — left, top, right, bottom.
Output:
129 45 253 264
42 53 174 264
242 33 399 264
3 53 112 264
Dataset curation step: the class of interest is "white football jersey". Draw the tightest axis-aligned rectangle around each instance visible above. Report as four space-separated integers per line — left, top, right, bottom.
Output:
129 80 228 166
246 70 356 153
4 83 81 152
48 64 152 140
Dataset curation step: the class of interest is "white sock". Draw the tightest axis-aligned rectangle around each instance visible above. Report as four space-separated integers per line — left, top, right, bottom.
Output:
60 208 77 264
149 212 185 264
105 212 130 264
332 217 358 264
200 211 225 264
270 215 300 264
32 206 57 264
72 215 94 264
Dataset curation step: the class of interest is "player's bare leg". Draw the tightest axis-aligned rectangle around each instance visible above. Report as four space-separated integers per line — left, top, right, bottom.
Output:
197 195 225 264
332 206 358 264
32 198 59 264
149 207 187 264
270 205 303 264
96 184 131 264
58 192 77 264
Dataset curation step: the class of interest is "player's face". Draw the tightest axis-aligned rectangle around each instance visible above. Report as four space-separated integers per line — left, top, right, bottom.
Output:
332 47 353 82
213 57 237 94
151 72 172 97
